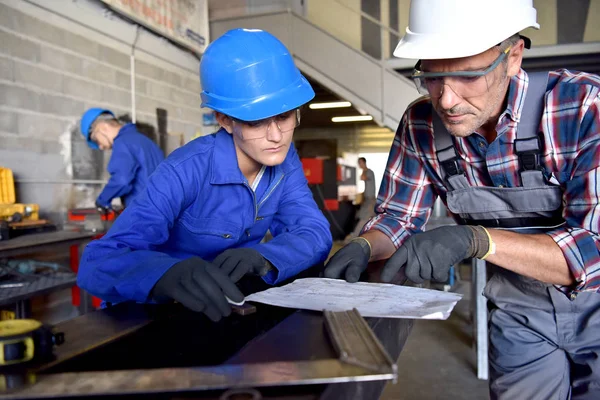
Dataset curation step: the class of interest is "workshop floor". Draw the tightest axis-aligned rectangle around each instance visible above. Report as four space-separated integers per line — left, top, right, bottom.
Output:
382 280 490 400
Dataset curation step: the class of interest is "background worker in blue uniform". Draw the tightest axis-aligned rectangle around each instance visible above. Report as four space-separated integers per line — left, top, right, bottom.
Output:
324 0 600 398
80 108 164 210
78 29 333 322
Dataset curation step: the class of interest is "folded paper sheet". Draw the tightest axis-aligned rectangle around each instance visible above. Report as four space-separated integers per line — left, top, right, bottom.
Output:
245 278 463 320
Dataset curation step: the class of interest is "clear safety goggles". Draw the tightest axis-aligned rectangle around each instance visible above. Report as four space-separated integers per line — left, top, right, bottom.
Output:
232 109 301 140
411 45 511 98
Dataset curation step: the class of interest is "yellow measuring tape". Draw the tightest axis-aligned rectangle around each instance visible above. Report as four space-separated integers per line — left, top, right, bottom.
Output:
0 320 43 366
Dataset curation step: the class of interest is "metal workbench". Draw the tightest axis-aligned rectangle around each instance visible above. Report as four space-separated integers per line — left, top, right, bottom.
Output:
0 301 413 399
0 230 96 259
0 265 413 399
0 230 99 317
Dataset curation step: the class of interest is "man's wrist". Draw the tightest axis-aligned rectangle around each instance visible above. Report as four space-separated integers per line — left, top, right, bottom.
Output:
467 225 494 259
350 236 372 259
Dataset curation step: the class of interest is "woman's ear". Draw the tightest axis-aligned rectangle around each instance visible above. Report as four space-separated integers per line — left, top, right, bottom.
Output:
215 112 234 134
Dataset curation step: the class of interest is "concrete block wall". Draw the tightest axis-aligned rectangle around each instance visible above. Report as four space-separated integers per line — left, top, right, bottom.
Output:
0 1 204 222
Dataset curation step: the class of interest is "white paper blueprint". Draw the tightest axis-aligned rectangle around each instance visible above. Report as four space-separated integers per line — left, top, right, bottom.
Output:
245 278 463 320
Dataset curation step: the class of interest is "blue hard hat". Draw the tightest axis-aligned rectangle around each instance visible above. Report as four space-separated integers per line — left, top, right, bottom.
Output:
200 29 315 121
80 108 114 149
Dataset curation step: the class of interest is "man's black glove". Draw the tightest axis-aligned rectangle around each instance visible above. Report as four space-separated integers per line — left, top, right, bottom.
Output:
380 225 490 284
323 238 371 283
151 257 245 321
212 248 272 283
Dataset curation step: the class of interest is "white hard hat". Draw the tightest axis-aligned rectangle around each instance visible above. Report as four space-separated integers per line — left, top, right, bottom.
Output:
393 0 540 60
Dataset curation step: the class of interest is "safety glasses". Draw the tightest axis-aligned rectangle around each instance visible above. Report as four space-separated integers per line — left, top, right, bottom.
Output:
232 109 300 140
411 46 512 98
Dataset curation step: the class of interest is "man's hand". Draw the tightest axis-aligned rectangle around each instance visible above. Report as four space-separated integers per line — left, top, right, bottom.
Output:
323 238 371 283
151 257 245 321
212 248 271 283
380 225 490 284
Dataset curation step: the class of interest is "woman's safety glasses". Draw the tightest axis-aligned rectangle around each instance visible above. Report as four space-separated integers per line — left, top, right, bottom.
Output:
233 109 300 140
411 46 512 98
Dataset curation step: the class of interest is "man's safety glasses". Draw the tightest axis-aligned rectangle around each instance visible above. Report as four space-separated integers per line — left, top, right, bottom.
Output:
411 46 512 98
233 109 300 140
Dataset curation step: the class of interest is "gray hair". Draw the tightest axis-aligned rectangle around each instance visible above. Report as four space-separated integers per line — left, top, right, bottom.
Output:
91 112 120 130
498 34 521 51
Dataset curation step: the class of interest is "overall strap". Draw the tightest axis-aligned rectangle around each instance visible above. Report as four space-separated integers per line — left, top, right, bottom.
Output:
433 113 470 190
514 71 549 187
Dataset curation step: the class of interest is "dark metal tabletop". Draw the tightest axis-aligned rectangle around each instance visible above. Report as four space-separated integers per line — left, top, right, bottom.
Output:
0 272 77 306
0 230 97 258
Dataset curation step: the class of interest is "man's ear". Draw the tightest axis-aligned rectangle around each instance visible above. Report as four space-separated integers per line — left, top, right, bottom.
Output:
506 39 525 77
215 112 234 134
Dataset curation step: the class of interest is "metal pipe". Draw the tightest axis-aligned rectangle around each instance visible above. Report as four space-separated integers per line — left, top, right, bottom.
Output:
130 26 140 123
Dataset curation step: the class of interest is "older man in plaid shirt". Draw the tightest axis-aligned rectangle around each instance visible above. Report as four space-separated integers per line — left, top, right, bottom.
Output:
325 0 600 398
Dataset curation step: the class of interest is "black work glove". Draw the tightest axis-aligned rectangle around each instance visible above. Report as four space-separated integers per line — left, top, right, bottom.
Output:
151 257 245 322
95 200 111 213
323 238 371 283
380 225 490 284
212 248 272 283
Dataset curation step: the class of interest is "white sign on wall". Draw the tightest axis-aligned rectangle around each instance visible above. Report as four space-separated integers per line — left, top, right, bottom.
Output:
100 0 209 54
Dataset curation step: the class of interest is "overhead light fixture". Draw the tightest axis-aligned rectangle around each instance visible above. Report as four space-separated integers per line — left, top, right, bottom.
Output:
331 115 374 122
309 101 352 109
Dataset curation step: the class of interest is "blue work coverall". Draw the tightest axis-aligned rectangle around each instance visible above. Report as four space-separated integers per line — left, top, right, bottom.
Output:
78 129 333 303
96 123 164 207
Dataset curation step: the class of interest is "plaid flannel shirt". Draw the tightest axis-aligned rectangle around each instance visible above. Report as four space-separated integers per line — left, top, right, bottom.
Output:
365 69 600 295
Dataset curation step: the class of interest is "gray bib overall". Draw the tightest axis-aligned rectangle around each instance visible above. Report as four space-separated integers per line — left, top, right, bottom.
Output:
433 72 600 399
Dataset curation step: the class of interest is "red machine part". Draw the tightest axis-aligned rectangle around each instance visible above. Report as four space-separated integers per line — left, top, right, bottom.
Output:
301 158 324 185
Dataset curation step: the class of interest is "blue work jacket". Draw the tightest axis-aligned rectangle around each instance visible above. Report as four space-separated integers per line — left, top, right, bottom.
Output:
96 123 164 207
78 129 333 303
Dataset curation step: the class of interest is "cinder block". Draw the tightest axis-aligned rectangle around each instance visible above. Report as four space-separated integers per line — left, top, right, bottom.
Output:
14 61 63 92
0 3 24 31
169 89 185 105
136 60 163 80
63 76 103 102
40 139 61 154
38 92 85 116
62 31 100 59
81 59 116 85
163 70 182 87
136 95 158 114
17 113 68 140
115 71 130 89
0 84 40 111
0 57 13 80
171 89 200 107
40 47 83 76
183 76 201 94
181 107 203 124
102 86 130 108
0 110 18 133
99 45 129 70
0 134 43 153
147 80 170 99
0 30 41 62
135 77 147 94
18 12 65 47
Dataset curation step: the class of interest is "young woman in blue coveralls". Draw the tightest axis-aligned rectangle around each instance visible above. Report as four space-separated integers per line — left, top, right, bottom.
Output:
77 29 333 322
